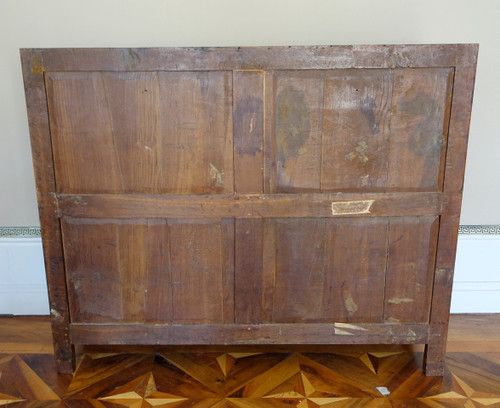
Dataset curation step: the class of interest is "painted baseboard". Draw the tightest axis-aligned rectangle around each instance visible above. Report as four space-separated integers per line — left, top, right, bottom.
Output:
0 237 49 315
1 227 499 315
450 232 500 313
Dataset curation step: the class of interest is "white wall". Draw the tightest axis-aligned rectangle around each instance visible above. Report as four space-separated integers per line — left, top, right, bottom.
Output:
1 0 499 315
0 0 499 225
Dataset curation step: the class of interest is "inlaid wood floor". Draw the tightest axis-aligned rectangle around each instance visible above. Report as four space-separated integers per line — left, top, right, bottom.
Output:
1 315 499 408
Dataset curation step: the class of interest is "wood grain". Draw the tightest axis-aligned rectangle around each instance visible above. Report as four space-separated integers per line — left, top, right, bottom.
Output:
235 218 264 324
21 45 478 377
425 44 479 376
384 216 439 323
61 218 235 325
102 72 162 192
70 323 430 345
273 71 324 192
45 72 123 193
20 50 73 373
322 69 393 191
158 71 234 194
57 192 445 218
36 45 464 72
387 68 454 190
233 71 264 194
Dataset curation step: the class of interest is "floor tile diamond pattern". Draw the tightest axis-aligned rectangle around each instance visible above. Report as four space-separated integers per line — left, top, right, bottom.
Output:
1 350 500 408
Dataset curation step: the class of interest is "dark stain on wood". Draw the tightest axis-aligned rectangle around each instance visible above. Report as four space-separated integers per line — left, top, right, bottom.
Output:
275 86 311 163
399 93 443 156
360 96 378 134
234 96 263 156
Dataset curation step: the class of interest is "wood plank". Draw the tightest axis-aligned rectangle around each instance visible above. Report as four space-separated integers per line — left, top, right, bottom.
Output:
45 72 123 193
324 218 389 322
20 50 73 373
384 216 439 323
70 323 429 345
37 45 464 72
235 218 264 324
157 71 233 194
273 71 324 192
272 219 327 322
145 219 173 323
261 219 277 322
118 222 148 322
321 69 393 191
270 218 388 323
3 314 499 352
424 44 479 376
61 218 122 323
263 71 277 193
233 71 264 194
168 220 228 324
221 219 235 324
57 192 445 219
387 68 454 190
102 72 162 193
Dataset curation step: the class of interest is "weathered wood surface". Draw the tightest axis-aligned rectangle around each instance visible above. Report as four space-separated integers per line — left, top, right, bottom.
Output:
20 50 73 374
70 323 429 345
57 192 445 218
425 44 479 376
21 44 478 377
34 44 465 71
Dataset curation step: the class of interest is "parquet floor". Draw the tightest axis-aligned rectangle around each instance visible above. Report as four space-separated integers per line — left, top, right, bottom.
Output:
1 315 500 408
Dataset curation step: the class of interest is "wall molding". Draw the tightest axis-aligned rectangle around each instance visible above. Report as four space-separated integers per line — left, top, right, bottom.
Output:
0 227 41 238
459 225 500 234
1 225 499 315
2 225 500 237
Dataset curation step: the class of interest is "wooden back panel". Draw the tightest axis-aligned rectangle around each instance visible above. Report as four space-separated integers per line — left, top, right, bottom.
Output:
21 45 478 374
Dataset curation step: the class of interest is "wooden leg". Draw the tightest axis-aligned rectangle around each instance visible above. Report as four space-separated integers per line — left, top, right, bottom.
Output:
52 335 75 374
423 322 448 376
49 306 75 374
423 342 445 376
54 342 75 374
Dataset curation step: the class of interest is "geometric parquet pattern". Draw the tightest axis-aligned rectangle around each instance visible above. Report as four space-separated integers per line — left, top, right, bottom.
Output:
2 349 500 408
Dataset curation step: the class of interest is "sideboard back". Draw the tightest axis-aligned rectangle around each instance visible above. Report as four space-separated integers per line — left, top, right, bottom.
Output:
21 45 478 375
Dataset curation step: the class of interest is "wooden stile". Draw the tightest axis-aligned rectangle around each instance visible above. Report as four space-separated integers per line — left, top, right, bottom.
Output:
21 44 478 376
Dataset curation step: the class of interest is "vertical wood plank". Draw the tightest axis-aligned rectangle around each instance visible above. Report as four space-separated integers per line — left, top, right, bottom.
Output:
221 219 235 324
235 218 264 324
263 71 277 194
384 216 439 323
273 71 324 192
169 220 225 324
261 219 277 322
425 44 479 376
233 71 264 194
387 68 454 190
44 72 123 193
21 50 73 373
324 218 388 322
102 72 161 193
272 219 327 322
145 219 173 323
321 69 393 191
158 71 233 194
62 219 122 323
118 222 148 323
